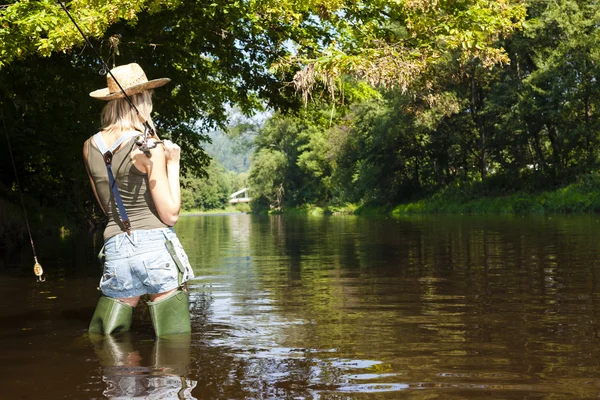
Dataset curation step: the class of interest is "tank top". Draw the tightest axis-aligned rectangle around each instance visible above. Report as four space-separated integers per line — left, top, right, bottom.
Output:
86 133 168 240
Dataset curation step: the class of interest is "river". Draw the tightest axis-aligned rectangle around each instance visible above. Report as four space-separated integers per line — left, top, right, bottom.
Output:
2 214 600 399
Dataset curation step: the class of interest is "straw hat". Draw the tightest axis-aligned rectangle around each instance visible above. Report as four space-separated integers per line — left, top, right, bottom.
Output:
89 63 170 101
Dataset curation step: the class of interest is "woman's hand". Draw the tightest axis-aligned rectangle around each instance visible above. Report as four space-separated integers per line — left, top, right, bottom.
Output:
163 139 181 164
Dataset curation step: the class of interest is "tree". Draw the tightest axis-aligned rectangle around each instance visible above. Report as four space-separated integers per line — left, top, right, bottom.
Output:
181 160 233 211
1 0 531 222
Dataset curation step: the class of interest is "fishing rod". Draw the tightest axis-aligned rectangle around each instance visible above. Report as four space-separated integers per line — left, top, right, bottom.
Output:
1 110 45 282
57 0 157 153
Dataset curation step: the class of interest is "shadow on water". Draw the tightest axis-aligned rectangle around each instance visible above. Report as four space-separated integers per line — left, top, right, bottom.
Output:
3 214 600 398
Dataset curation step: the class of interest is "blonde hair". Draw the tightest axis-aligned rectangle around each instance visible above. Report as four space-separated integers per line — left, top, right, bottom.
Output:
100 90 155 134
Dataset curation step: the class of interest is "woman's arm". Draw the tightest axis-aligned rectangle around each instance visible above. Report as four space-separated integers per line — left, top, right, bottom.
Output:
139 140 181 226
83 139 106 215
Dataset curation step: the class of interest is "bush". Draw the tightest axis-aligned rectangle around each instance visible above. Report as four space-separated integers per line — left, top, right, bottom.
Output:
0 198 26 250
235 202 251 213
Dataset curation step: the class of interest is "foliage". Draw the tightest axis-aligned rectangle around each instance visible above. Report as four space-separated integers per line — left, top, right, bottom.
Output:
249 147 288 211
0 0 181 68
3 0 598 237
248 0 600 216
181 160 247 212
0 197 26 250
234 202 251 213
2 1 526 100
0 0 317 230
279 0 526 102
391 171 600 215
0 182 79 251
249 103 338 210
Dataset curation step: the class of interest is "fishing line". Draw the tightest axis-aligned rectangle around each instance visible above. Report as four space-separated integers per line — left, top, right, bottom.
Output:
1 111 45 282
57 0 156 151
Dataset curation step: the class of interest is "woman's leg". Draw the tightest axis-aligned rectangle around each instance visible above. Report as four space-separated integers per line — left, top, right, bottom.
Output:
117 296 142 307
148 288 177 303
148 281 188 302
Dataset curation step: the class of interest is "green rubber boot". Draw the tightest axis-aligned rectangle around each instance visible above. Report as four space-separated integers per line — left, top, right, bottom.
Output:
88 296 133 335
147 290 191 337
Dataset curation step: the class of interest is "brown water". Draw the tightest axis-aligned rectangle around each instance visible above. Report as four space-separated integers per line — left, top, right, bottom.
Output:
2 214 600 399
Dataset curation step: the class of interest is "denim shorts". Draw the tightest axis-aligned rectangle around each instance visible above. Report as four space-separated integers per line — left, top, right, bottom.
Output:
98 227 194 298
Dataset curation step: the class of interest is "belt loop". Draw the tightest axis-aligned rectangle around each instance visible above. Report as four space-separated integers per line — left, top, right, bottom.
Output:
115 233 124 251
126 230 137 246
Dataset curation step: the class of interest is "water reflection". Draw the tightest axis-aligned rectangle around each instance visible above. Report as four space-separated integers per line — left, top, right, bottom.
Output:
4 214 600 398
90 333 197 399
177 214 600 398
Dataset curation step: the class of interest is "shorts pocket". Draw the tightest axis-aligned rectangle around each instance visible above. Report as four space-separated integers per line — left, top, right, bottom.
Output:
99 264 122 291
142 250 174 270
142 250 177 284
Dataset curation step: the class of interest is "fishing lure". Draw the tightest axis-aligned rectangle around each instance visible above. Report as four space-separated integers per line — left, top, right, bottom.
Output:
33 258 45 282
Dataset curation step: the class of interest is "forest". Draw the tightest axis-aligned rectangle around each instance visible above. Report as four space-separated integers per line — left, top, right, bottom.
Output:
2 0 599 245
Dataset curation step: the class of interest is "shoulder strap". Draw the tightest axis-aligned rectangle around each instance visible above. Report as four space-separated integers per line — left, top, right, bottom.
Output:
93 131 138 154
92 132 138 235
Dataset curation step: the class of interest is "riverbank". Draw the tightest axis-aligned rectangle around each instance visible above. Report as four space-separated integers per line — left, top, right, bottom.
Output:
263 175 600 217
392 176 600 215
181 204 248 216
3 176 599 251
263 203 359 216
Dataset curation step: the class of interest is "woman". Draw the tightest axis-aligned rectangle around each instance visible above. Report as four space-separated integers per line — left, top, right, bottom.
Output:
84 63 194 337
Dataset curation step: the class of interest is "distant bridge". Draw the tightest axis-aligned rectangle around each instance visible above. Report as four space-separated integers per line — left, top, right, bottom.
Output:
229 187 252 204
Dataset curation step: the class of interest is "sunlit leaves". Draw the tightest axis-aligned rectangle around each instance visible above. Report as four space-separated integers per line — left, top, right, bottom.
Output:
3 1 526 94
0 0 180 68
278 0 526 101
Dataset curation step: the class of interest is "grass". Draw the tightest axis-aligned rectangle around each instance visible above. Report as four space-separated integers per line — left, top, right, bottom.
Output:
392 175 600 215
252 173 600 217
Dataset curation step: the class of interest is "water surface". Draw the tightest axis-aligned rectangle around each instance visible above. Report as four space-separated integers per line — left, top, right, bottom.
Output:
2 214 600 399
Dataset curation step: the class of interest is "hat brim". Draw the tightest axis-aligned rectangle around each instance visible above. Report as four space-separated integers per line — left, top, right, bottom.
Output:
89 78 171 101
